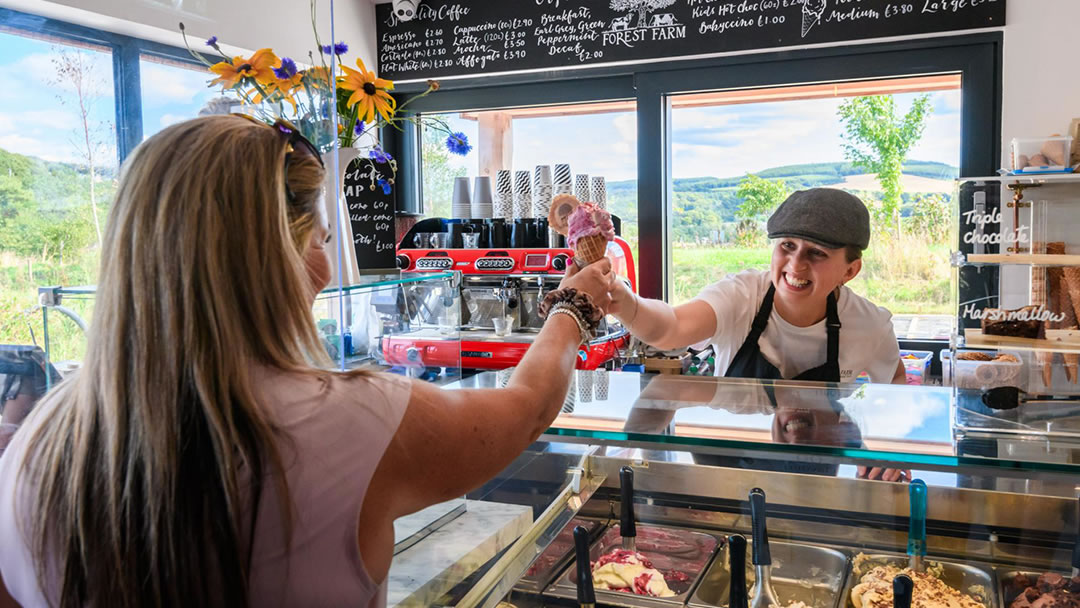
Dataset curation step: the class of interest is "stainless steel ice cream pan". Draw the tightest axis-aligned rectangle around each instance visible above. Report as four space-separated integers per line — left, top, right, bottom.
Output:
547 523 723 608
841 553 997 608
514 517 607 593
688 540 848 608
997 570 1079 608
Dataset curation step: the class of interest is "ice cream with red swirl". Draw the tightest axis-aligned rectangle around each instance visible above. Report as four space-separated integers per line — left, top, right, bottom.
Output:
591 549 676 597
566 201 615 267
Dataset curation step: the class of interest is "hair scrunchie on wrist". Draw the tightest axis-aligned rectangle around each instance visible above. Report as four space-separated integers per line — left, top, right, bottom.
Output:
539 287 603 332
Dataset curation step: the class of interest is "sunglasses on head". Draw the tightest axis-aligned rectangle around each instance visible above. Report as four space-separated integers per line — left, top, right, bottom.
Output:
232 114 325 201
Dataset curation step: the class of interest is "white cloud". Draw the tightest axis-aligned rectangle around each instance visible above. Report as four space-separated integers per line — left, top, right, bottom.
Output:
140 61 213 107
159 113 190 128
0 133 76 163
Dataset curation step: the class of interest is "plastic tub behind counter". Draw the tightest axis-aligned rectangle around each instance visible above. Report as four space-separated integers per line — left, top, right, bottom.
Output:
941 349 1024 391
900 350 933 385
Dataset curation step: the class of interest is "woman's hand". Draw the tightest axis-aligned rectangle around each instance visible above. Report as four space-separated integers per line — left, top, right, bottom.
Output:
560 258 615 312
856 466 911 483
606 277 637 320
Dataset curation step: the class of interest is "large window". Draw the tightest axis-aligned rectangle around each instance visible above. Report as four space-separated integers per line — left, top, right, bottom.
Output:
669 76 962 340
140 55 221 139
419 103 639 275
0 29 117 361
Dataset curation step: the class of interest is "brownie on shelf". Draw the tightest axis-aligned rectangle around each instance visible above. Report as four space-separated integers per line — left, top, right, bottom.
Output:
981 306 1043 338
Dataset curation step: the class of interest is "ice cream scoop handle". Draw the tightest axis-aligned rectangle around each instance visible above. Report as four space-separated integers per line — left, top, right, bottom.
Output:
620 466 636 539
908 480 927 560
893 574 914 608
730 535 750 608
1072 495 1080 570
750 488 771 566
574 526 595 606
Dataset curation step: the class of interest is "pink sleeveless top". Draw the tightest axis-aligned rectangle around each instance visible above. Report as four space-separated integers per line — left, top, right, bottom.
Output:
0 369 412 607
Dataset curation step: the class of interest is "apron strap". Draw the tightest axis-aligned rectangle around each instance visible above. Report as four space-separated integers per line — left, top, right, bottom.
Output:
750 285 776 338
825 290 841 366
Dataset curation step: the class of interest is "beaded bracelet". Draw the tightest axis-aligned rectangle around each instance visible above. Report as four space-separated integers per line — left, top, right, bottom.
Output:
547 306 590 345
538 287 603 330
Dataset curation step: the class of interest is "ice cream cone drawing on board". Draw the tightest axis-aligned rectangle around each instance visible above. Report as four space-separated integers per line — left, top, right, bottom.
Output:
802 0 826 37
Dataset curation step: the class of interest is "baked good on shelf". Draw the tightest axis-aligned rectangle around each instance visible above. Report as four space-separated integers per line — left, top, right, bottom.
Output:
981 306 1042 339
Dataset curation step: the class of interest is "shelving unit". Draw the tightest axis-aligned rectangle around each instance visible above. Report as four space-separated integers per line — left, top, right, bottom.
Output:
965 253 1080 265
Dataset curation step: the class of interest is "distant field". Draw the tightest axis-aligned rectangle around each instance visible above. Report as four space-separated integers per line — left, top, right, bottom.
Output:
670 244 950 316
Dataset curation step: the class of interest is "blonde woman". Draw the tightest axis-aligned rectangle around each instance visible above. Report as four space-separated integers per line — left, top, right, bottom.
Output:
0 115 614 608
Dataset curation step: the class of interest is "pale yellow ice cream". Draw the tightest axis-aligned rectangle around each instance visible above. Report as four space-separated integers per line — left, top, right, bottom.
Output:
591 550 676 597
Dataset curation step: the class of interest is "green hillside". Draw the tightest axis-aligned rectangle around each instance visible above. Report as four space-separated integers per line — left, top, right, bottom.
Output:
606 160 958 242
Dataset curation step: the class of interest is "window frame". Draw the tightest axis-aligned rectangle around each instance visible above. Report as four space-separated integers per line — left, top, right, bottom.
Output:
392 33 1002 370
0 7 207 163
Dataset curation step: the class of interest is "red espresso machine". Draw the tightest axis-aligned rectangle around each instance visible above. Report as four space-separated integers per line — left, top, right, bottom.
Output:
381 219 636 371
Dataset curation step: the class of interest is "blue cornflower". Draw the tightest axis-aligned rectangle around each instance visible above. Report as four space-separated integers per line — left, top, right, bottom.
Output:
272 57 298 80
205 35 218 47
445 132 471 156
369 147 392 164
377 178 392 195
354 121 366 136
322 41 348 55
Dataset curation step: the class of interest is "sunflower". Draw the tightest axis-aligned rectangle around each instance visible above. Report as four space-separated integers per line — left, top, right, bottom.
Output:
339 59 396 124
209 48 280 88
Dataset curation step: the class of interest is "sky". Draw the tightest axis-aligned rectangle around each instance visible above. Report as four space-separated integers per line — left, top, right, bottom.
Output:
0 31 217 167
434 88 961 183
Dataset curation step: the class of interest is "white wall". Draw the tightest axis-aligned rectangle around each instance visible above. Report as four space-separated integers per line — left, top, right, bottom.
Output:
0 0 377 67
999 0 1080 163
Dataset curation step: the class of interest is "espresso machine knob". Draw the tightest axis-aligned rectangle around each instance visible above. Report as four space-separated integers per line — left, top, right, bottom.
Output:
552 254 569 272
406 347 421 362
396 254 411 270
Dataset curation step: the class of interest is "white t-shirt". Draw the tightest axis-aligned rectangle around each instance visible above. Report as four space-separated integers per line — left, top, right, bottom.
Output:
692 270 900 383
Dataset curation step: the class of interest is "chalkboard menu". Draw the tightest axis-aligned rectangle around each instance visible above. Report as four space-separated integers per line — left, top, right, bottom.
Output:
343 156 397 273
376 0 1004 81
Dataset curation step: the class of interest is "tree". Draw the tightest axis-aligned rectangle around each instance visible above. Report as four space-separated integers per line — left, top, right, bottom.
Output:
735 174 790 221
609 0 676 28
420 123 466 219
837 94 932 239
49 46 113 249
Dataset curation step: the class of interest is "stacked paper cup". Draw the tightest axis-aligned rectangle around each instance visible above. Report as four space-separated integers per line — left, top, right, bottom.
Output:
497 366 515 388
472 176 493 219
575 173 591 202
577 369 593 403
591 176 606 210
595 368 609 401
513 170 532 219
554 163 573 196
533 165 553 219
495 170 514 220
452 177 471 219
561 372 576 414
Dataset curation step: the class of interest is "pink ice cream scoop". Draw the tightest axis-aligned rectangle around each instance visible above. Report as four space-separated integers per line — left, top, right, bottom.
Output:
567 202 615 249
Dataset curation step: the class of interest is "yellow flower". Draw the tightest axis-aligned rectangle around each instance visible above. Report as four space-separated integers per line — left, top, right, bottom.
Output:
208 48 280 88
339 59 396 124
302 66 333 89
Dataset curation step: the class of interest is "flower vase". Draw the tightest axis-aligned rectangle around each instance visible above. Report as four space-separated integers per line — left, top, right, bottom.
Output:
322 146 365 287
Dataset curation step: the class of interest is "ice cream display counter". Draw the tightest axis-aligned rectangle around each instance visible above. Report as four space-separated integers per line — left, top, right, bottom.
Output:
414 373 1080 608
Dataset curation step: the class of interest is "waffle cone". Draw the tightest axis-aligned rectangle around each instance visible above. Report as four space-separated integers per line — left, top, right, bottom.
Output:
1066 353 1079 384
1065 267 1080 323
573 234 609 268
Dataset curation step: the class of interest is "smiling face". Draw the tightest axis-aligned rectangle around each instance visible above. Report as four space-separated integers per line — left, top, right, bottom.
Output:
770 238 862 325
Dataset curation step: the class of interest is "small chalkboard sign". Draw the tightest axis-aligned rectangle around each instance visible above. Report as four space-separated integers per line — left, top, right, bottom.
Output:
343 156 397 273
376 0 1005 82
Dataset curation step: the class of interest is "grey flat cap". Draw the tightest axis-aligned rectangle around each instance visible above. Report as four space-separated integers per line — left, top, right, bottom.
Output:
767 188 870 250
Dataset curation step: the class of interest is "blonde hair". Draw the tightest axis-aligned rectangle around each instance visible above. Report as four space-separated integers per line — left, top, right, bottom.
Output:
19 115 328 607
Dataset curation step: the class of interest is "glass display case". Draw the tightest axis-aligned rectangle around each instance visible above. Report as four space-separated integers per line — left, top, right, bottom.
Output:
951 175 1080 439
404 373 1079 608
34 272 464 384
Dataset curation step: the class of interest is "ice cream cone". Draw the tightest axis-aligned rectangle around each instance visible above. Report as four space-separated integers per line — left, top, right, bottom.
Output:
1065 267 1080 324
574 234 609 268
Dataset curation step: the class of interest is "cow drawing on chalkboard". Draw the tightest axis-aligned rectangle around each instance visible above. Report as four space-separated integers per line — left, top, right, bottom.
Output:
609 13 634 31
609 0 676 30
650 12 677 27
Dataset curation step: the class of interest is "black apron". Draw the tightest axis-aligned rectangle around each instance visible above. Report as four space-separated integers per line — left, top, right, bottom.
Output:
724 284 841 382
